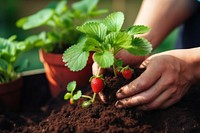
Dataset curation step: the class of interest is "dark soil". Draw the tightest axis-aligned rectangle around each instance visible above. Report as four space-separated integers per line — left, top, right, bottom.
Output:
0 71 200 133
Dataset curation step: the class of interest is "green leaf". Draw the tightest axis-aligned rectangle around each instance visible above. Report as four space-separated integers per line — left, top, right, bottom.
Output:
115 59 123 67
15 59 29 72
0 37 18 63
24 35 40 45
126 37 152 56
89 9 108 17
128 25 150 35
82 100 92 108
93 50 114 68
83 37 101 51
0 59 8 71
17 9 53 30
63 44 89 71
16 18 27 28
105 32 132 49
73 90 82 100
66 81 76 92
8 35 17 41
77 21 107 41
72 0 98 13
103 11 124 32
64 93 72 100
55 0 67 14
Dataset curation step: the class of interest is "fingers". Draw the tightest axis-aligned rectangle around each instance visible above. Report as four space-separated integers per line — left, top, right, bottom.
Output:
116 58 161 99
115 75 164 109
98 91 107 104
137 89 173 110
115 84 169 110
115 53 193 110
115 62 179 110
115 75 184 110
137 86 182 110
92 62 100 76
159 97 179 109
92 62 105 76
139 58 150 68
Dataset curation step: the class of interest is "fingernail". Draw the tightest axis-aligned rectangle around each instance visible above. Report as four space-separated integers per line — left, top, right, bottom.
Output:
116 89 122 94
115 101 123 108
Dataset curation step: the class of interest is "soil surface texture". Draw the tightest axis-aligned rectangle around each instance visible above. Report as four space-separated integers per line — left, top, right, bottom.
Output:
0 70 200 133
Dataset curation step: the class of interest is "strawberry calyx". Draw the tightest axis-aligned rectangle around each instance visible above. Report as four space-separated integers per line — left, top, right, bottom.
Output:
89 74 104 82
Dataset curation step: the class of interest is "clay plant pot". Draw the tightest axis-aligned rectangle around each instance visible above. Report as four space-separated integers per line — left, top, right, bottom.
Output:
0 76 23 111
39 50 93 98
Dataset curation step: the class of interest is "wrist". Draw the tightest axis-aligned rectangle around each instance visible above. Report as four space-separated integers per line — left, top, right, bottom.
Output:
188 47 200 83
161 48 200 84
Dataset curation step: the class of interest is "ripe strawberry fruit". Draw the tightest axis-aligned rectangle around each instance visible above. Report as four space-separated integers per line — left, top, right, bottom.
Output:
91 77 104 93
122 68 132 79
116 69 122 76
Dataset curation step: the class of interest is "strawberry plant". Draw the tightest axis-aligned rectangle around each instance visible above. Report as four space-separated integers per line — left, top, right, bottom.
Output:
64 81 82 105
0 35 35 83
63 11 152 107
16 0 107 53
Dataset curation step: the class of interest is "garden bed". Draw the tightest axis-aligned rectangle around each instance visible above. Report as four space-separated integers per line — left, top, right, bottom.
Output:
0 72 200 133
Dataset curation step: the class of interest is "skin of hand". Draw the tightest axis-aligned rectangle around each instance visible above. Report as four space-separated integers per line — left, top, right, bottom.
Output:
92 0 200 108
113 0 200 75
134 0 199 49
115 50 148 67
113 0 200 110
115 48 200 110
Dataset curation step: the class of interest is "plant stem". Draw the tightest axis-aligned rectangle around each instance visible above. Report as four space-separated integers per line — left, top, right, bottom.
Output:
113 49 117 77
97 67 101 76
113 63 117 77
81 95 92 100
91 93 97 103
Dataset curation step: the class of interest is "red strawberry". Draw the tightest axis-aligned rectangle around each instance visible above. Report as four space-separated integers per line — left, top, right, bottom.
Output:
122 68 132 79
91 77 104 93
116 69 121 76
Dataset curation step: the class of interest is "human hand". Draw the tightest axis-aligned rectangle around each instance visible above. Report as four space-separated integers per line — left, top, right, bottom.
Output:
115 50 195 110
115 50 148 67
92 51 147 104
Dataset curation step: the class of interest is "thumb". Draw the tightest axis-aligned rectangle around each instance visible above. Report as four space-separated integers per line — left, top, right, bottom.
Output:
139 55 154 68
92 62 105 76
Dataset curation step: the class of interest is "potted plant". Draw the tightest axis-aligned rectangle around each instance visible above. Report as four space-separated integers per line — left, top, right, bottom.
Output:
62 11 152 107
0 35 34 110
16 0 107 97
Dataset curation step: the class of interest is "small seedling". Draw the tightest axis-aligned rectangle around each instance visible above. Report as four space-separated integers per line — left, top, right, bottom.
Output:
64 81 100 108
64 81 82 105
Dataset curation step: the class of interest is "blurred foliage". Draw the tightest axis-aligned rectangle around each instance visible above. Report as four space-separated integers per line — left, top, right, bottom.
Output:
0 0 177 72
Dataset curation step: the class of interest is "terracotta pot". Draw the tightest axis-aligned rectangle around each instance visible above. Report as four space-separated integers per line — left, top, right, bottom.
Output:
39 50 93 97
0 76 23 111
